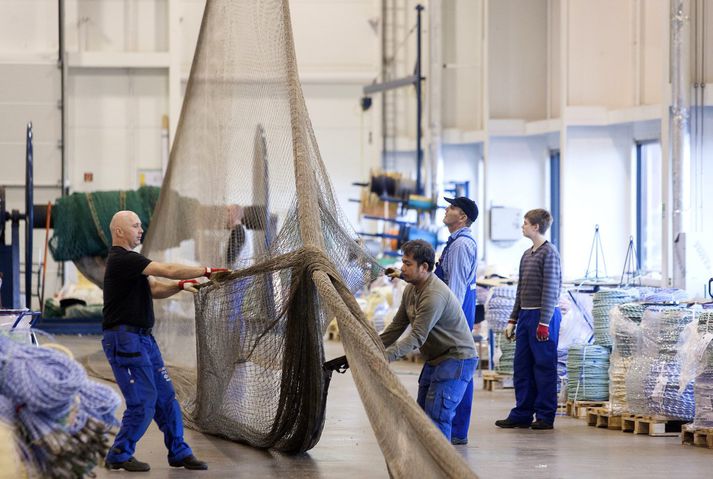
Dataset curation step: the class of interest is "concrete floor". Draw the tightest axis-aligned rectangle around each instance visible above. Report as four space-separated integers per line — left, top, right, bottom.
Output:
58 335 712 478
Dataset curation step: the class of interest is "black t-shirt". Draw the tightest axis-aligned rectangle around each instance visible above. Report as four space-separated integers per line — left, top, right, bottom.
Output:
103 246 155 329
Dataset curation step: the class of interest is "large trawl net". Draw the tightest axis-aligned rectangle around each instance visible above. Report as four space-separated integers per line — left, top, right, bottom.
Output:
141 1 476 477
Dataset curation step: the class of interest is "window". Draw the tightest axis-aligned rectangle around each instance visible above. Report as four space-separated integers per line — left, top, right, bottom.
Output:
549 150 560 250
636 142 662 274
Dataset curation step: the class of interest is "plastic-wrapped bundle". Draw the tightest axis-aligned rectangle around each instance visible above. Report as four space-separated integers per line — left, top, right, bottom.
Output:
678 310 713 428
645 361 695 419
626 306 693 419
608 303 643 413
567 344 610 401
485 286 517 333
495 332 516 375
556 291 595 385
692 371 713 428
592 289 638 348
557 349 567 395
640 287 689 303
476 285 489 306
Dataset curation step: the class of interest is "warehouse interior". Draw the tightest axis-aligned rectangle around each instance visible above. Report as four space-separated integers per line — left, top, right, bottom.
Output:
1 0 713 477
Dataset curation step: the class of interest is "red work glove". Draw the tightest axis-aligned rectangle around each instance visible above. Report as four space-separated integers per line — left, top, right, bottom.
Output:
204 267 229 278
536 323 550 341
178 279 199 293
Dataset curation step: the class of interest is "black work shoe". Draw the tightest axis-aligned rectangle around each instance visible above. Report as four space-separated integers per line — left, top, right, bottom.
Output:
531 420 554 430
451 437 468 445
105 457 151 472
169 454 208 470
495 418 531 429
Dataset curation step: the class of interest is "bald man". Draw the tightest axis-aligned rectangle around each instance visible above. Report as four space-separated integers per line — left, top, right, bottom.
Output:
102 210 225 472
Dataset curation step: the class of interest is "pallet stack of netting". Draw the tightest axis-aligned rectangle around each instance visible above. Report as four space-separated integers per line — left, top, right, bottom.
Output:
485 286 517 375
608 303 644 413
626 305 695 419
678 309 713 429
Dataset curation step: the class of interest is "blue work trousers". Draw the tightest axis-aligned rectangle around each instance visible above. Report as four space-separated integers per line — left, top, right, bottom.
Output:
508 308 561 425
102 329 192 463
451 291 476 441
417 357 478 440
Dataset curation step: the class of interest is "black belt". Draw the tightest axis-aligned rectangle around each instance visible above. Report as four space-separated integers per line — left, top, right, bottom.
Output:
104 324 153 335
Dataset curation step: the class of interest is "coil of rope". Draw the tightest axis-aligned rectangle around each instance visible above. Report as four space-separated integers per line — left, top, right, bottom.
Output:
592 288 638 348
567 344 610 401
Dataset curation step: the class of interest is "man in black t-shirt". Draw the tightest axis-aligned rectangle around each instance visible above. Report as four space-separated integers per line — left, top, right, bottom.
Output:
102 210 226 472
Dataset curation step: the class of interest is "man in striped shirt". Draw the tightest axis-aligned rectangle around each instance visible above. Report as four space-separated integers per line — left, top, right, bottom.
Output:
495 208 562 430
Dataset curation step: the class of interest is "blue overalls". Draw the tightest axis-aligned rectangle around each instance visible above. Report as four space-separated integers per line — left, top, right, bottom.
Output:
102 326 192 464
434 231 477 441
507 308 562 425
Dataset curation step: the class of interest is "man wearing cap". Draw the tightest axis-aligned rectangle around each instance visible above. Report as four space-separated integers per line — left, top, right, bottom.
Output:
434 196 479 445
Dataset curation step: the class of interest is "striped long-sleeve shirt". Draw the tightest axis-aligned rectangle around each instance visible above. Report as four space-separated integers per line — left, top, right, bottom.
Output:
509 241 562 326
439 227 478 304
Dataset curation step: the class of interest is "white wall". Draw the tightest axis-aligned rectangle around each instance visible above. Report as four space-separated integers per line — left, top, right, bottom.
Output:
442 0 484 131
485 136 548 274
567 0 635 108
442 143 483 253
488 0 547 121
68 70 168 192
561 125 635 280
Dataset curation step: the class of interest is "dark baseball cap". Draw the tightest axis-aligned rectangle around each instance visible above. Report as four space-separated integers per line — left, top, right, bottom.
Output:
444 196 479 222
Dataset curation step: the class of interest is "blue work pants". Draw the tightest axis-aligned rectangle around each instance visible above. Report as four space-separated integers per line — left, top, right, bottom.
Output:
102 329 192 463
507 308 561 425
451 292 476 440
417 357 478 440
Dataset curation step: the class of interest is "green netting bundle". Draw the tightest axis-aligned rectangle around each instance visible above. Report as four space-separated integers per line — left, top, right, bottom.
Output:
49 186 161 262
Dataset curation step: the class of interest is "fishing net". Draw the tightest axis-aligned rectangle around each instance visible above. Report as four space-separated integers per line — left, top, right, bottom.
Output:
48 186 161 286
140 1 476 476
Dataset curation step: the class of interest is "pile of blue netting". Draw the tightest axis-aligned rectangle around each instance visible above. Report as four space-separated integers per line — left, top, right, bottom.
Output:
485 286 517 333
0 333 120 477
626 306 694 419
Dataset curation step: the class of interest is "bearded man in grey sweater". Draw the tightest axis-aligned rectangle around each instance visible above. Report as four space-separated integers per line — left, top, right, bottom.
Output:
380 240 478 441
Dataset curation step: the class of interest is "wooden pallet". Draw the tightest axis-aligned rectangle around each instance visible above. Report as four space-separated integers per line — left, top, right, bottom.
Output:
621 413 688 437
681 424 713 449
586 407 622 430
482 371 513 391
566 400 607 419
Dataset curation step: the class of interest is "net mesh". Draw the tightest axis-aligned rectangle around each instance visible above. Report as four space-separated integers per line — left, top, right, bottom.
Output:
141 1 476 476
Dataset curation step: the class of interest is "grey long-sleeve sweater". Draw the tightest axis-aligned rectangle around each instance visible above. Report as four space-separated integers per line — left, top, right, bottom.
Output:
509 241 562 326
380 274 477 365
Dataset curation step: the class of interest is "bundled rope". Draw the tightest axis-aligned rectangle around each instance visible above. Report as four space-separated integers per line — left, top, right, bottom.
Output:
625 306 694 419
485 286 517 333
494 332 515 375
0 334 120 478
608 303 644 413
678 310 713 427
592 289 638 348
567 344 610 401
640 287 689 303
